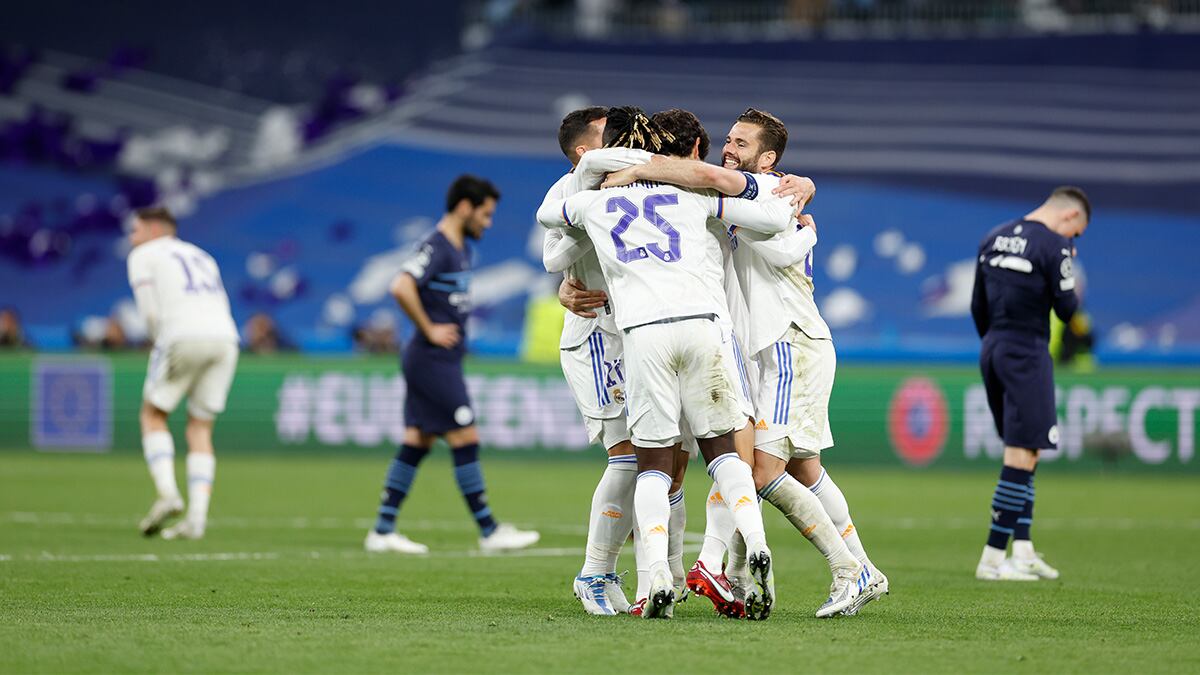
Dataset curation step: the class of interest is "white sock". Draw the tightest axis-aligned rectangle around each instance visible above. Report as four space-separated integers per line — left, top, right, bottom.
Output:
728 529 748 580
634 470 671 575
142 431 180 501
706 454 766 551
186 453 215 528
808 468 874 569
761 471 858 572
581 455 637 576
1012 539 1035 560
668 488 686 587
633 522 649 601
981 544 1006 567
698 482 733 570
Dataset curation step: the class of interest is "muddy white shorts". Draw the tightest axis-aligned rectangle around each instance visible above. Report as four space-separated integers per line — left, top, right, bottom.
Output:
144 340 239 420
624 317 743 449
754 326 835 460
561 329 630 449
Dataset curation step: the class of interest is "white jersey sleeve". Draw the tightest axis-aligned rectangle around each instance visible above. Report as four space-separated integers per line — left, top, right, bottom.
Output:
727 173 832 355
126 237 240 347
571 148 654 194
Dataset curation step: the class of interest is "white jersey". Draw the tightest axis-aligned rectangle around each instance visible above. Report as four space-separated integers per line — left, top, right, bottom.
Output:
539 180 792 332
728 172 832 356
540 172 616 348
127 236 239 347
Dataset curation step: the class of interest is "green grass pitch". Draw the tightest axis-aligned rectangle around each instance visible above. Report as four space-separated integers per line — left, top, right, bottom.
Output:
2 450 1198 673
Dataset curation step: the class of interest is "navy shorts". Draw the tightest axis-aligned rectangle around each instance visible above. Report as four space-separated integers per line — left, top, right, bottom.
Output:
980 332 1059 450
401 344 474 435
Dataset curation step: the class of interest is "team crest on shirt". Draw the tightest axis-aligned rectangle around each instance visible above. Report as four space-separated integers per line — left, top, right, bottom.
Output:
1060 257 1073 280
612 387 626 405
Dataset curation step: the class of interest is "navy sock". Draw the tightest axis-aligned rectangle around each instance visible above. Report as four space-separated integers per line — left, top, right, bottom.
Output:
374 444 429 534
452 443 497 537
1013 469 1036 542
986 465 1032 550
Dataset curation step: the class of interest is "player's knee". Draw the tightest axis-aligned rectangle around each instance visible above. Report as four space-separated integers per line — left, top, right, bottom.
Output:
140 402 168 433
786 457 822 487
751 462 777 491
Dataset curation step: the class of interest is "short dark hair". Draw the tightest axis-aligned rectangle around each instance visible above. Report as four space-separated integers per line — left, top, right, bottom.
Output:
736 108 788 169
557 106 607 162
445 175 500 213
1051 185 1091 223
602 106 675 153
652 108 709 161
134 206 177 230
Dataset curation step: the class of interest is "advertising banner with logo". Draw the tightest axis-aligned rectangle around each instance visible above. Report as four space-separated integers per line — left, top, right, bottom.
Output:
1 355 1195 471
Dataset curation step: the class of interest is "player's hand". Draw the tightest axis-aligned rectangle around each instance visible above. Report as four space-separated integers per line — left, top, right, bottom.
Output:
773 175 816 211
559 277 608 319
425 323 461 349
797 213 817 237
601 166 640 189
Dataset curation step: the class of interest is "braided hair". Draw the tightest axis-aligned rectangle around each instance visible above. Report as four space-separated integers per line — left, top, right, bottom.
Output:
601 105 675 153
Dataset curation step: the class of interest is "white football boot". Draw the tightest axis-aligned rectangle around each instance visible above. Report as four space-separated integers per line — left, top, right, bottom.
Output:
573 574 618 616
603 573 632 614
976 557 1039 581
1009 554 1059 580
841 565 884 616
161 519 204 541
139 497 183 536
816 563 867 618
744 546 776 621
364 530 429 554
642 563 676 619
479 523 540 552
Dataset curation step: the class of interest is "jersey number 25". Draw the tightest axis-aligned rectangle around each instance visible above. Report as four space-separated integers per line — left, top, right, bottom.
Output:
607 194 681 264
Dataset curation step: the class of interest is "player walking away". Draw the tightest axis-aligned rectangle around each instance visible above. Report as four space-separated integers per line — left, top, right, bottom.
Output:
602 108 882 617
540 107 639 615
971 186 1089 581
365 176 540 554
539 107 792 620
127 207 239 540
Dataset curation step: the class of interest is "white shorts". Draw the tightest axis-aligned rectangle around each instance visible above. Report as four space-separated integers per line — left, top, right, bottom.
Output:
724 328 757 422
144 340 239 420
754 326 835 461
561 329 629 448
624 318 744 449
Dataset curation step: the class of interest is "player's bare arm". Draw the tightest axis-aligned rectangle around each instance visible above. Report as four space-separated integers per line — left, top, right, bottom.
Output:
390 272 460 348
558 277 607 318
603 156 748 195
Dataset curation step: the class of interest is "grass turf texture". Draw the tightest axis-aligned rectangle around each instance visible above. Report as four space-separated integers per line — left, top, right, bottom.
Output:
1 451 1198 673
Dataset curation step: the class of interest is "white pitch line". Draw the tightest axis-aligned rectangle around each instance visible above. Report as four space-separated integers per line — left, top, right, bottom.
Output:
0 540 700 562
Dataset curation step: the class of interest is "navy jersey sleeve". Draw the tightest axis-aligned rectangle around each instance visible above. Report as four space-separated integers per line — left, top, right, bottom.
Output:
970 246 990 338
1040 235 1079 322
400 237 446 288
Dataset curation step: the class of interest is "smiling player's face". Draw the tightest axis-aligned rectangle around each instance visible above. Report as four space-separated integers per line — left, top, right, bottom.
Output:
465 197 497 240
723 122 765 172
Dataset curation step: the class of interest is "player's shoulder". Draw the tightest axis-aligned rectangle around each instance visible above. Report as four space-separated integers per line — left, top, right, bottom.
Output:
128 236 170 266
746 171 782 196
545 172 572 200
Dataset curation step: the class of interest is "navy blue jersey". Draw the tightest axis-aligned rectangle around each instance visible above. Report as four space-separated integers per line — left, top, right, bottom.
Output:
400 231 473 355
970 219 1078 341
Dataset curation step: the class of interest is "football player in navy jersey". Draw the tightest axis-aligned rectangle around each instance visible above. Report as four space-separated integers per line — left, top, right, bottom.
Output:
364 175 540 554
971 186 1090 581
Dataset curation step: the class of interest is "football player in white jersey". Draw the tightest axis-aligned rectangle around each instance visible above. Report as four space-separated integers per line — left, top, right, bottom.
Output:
540 106 639 616
538 108 793 620
125 207 240 540
603 108 887 616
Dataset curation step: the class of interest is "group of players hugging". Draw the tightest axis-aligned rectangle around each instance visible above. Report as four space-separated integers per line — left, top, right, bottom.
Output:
538 105 886 620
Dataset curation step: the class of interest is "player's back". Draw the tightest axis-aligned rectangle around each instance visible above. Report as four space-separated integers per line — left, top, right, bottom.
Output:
569 180 725 331
973 219 1076 341
128 236 238 346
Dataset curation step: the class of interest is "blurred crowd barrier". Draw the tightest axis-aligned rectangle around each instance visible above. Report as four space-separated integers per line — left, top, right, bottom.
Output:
3 353 1196 471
